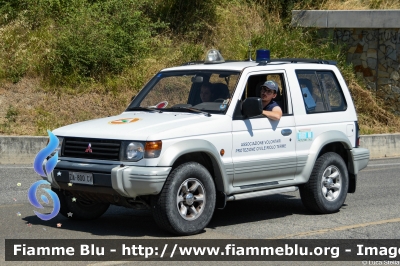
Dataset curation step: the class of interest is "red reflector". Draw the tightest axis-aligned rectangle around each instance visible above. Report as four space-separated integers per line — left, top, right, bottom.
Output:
155 101 168 108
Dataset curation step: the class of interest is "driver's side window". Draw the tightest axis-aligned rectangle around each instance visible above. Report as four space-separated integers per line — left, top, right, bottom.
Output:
233 73 288 119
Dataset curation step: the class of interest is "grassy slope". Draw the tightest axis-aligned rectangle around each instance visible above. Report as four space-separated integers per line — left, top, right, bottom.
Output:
0 0 399 135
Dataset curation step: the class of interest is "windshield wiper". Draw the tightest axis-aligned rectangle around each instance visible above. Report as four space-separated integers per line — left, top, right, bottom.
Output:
126 106 162 113
167 106 211 117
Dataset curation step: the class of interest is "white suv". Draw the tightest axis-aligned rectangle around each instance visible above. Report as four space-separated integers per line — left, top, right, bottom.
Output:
45 49 370 235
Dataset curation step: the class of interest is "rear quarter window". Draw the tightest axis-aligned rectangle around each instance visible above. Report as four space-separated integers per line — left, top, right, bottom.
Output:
296 70 347 113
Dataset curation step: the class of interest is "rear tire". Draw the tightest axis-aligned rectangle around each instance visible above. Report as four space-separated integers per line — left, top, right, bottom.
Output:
152 162 216 235
300 152 349 214
52 188 109 220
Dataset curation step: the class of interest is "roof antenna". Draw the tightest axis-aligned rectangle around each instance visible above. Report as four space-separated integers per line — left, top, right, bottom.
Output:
248 42 253 61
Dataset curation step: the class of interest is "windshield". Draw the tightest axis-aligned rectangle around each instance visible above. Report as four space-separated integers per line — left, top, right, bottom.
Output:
127 70 240 114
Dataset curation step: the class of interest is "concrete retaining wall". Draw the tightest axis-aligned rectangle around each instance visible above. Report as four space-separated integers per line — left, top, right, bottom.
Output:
0 134 399 164
0 136 48 164
291 10 400 28
359 133 400 159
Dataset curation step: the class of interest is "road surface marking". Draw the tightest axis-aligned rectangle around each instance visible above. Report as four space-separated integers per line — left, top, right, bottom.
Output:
0 166 32 169
367 163 400 167
270 217 400 239
0 204 24 208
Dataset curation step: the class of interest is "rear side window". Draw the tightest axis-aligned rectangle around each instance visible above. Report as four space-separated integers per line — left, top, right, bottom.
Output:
296 70 347 113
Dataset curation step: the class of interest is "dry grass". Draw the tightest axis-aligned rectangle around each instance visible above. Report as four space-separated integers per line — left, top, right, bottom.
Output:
320 0 400 10
0 54 181 136
347 79 400 134
0 15 54 83
1 1 400 136
294 0 400 10
209 4 266 60
0 78 133 135
2 72 399 136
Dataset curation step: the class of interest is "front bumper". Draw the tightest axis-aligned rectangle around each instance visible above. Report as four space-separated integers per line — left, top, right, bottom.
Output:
44 160 171 198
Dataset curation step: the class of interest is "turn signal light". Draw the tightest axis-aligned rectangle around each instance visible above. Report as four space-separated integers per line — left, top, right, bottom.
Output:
145 141 162 158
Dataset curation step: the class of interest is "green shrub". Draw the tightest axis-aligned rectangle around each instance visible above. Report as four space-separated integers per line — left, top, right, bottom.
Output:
0 105 19 134
42 0 166 86
241 0 326 22
146 0 218 41
5 105 18 123
0 0 25 25
0 15 33 83
250 21 343 61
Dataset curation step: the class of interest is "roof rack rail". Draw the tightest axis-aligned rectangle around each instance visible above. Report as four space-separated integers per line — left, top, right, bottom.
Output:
181 61 204 66
267 58 337 65
182 60 246 66
182 58 337 66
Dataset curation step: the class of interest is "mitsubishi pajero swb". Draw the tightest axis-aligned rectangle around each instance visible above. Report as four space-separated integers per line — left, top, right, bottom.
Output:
41 49 370 235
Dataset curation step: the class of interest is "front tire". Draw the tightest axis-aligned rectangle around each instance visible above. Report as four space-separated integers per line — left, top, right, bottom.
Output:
152 162 216 235
52 188 110 220
299 152 349 214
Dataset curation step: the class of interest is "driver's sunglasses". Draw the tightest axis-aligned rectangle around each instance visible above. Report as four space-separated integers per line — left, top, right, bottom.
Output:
261 88 274 95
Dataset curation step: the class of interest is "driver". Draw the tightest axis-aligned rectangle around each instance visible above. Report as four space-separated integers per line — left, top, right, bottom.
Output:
260 80 282 121
200 82 214 102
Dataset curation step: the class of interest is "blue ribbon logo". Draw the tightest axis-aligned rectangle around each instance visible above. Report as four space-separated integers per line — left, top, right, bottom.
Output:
28 180 60 221
33 130 59 177
29 130 61 221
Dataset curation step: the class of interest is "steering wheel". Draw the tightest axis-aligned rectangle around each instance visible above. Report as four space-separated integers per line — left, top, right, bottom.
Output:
214 98 225 103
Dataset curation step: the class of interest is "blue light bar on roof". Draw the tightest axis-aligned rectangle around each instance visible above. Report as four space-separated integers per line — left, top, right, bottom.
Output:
256 49 270 62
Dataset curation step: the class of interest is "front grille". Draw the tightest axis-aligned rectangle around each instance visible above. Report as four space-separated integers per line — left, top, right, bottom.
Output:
63 137 121 160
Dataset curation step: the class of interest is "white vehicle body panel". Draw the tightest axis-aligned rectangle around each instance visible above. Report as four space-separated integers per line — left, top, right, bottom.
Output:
46 58 369 208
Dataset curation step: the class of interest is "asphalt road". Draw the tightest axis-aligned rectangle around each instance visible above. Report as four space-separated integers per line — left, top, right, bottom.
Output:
1 157 400 266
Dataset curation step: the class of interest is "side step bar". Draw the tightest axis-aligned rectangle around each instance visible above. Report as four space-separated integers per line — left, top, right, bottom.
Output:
227 186 298 201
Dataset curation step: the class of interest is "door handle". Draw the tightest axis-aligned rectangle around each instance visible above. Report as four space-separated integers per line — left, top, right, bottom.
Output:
281 129 292 136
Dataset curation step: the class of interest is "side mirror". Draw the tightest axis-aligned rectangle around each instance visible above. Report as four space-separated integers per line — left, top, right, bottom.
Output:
242 97 263 117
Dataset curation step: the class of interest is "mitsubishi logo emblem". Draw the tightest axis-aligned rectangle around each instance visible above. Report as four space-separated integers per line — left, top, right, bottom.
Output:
85 143 92 153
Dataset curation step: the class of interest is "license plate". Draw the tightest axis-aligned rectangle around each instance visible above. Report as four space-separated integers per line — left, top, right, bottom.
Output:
69 172 93 185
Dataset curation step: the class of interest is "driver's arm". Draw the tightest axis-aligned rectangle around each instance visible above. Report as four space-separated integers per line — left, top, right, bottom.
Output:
262 106 282 120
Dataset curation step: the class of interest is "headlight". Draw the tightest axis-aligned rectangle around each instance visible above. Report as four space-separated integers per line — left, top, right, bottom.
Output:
122 142 144 161
121 140 162 161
